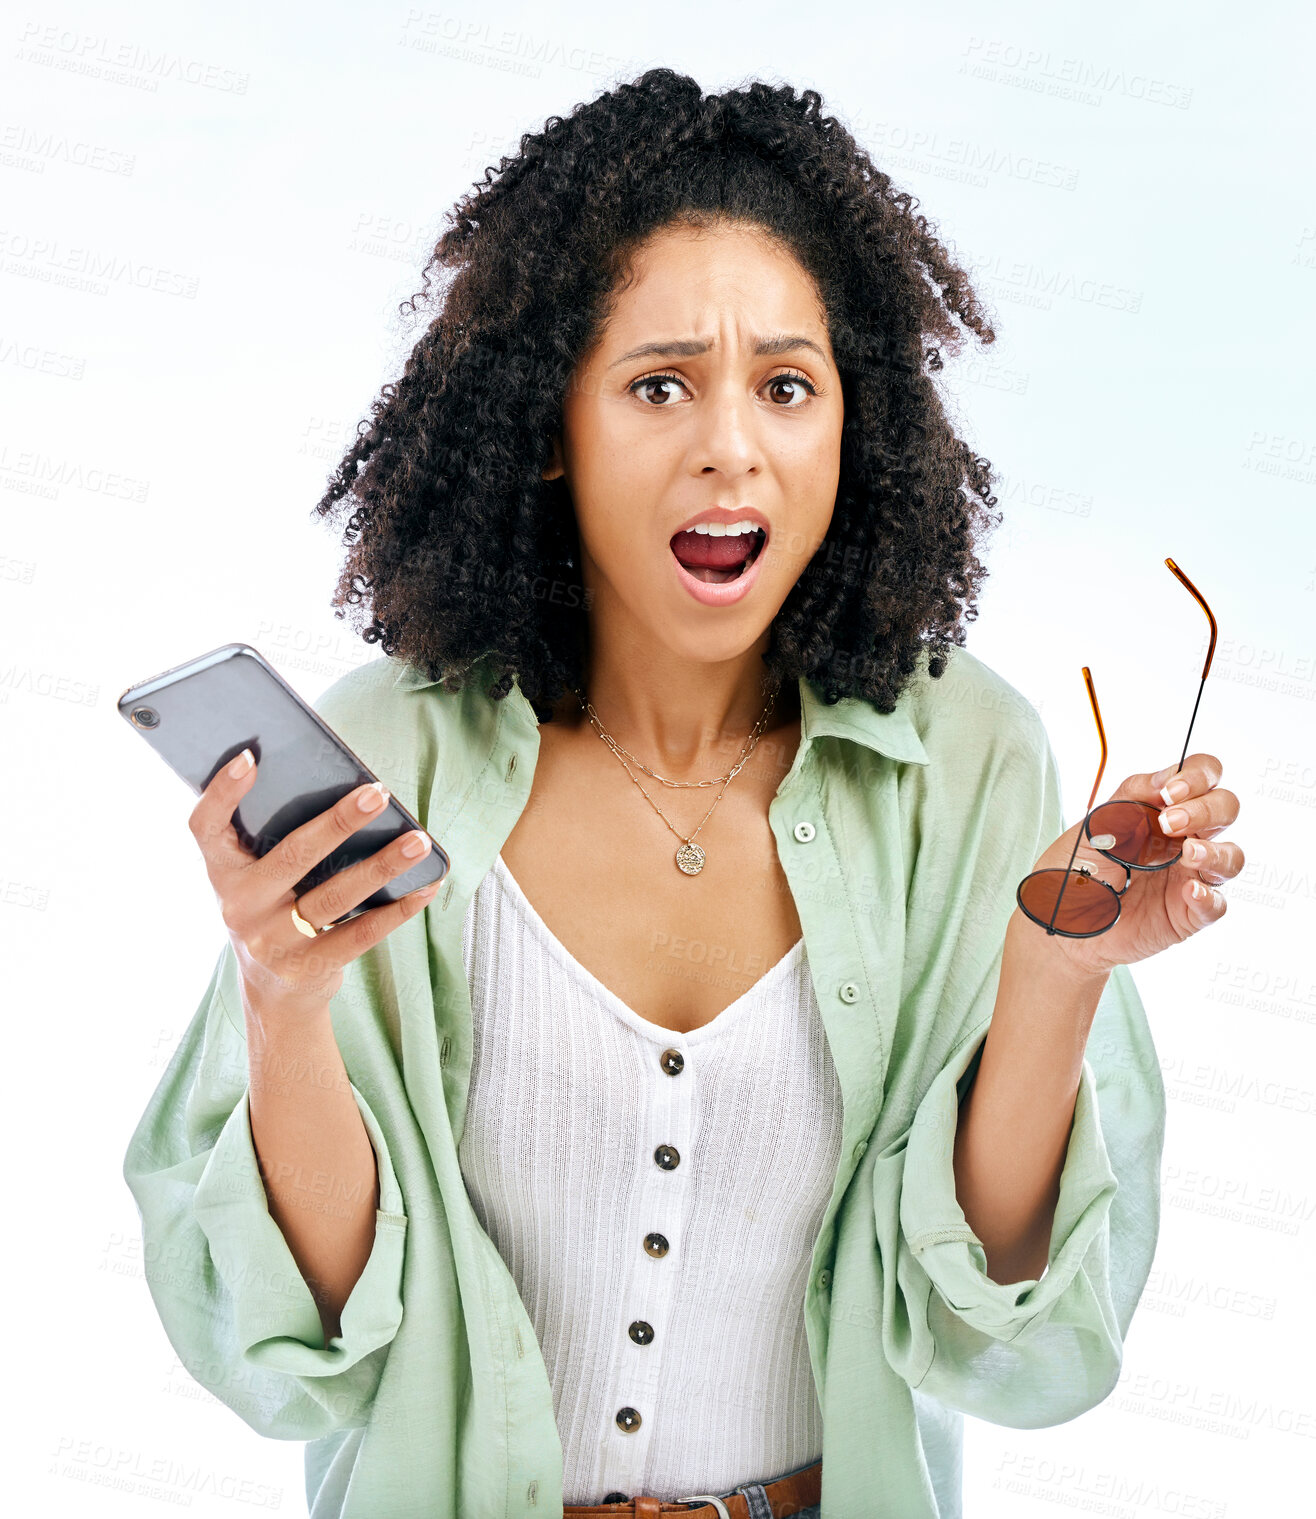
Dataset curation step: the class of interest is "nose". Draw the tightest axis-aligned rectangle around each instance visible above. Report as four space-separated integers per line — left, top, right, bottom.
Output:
692 383 763 480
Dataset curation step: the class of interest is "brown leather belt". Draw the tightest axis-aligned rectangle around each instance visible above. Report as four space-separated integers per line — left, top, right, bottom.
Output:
561 1457 821 1517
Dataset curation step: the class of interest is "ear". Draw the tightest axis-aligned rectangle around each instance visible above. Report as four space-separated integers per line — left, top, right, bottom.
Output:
541 434 564 481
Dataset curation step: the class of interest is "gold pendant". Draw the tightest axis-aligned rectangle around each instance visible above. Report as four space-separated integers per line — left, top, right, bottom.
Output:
675 841 706 875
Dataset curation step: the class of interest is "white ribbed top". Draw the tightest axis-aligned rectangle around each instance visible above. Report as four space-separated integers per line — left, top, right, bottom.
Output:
458 853 844 1505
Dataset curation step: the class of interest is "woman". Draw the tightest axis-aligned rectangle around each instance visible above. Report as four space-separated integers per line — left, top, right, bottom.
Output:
124 70 1241 1519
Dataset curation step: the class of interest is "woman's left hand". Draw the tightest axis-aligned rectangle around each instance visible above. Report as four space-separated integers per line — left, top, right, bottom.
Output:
1020 752 1244 979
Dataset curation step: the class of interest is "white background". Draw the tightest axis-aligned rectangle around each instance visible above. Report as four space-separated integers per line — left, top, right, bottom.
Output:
4 0 1313 1513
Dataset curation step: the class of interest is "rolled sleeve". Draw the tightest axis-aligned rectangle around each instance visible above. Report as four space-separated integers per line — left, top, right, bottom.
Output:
900 1020 1119 1344
846 695 1163 1433
192 1081 407 1375
861 714 1162 1428
124 941 410 1440
872 963 1159 1429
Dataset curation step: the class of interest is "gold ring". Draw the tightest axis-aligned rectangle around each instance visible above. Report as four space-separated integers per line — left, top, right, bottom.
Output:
290 903 328 938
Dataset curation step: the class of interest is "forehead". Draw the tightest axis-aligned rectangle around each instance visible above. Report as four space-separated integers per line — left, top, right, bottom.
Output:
597 222 829 348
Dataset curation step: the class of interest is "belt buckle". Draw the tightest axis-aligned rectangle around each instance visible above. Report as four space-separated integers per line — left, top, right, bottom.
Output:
674 1496 731 1519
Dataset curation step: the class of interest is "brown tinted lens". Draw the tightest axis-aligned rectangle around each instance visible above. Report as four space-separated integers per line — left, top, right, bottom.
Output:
1086 800 1180 868
1018 868 1121 935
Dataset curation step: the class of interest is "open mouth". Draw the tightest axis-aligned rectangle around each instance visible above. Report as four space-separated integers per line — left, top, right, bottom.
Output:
669 526 767 584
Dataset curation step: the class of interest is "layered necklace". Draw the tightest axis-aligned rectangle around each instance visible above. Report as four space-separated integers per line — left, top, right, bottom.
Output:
572 682 779 876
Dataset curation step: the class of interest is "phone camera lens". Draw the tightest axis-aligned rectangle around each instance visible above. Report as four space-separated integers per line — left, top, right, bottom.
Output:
130 705 160 729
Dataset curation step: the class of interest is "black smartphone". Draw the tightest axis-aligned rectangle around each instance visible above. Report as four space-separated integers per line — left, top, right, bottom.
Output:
118 642 450 920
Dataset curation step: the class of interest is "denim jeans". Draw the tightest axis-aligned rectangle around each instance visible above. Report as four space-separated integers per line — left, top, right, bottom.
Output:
715 1453 820 1518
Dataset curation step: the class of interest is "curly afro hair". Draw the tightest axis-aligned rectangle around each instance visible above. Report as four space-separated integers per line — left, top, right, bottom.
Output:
312 67 1003 721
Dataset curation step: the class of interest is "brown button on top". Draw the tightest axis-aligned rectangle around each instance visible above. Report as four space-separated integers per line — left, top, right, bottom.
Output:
643 1232 670 1258
615 1406 642 1432
628 1319 654 1345
660 1048 684 1075
653 1144 680 1170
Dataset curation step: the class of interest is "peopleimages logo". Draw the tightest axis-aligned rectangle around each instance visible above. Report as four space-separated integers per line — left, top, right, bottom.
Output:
49 1435 282 1507
16 22 250 94
960 36 1194 110
0 229 199 299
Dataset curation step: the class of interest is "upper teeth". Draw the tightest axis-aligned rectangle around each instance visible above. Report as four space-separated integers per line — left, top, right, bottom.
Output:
690 521 761 536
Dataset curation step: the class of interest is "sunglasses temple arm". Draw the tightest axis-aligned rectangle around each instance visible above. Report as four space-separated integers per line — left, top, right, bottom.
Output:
1167 555 1216 778
1044 666 1107 936
1043 812 1097 935
1176 672 1208 777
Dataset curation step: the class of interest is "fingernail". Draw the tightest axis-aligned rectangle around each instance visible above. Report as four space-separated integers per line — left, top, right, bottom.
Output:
228 748 253 777
1160 807 1188 833
357 781 389 812
1160 778 1190 805
1191 880 1209 901
1151 765 1174 787
1182 839 1206 863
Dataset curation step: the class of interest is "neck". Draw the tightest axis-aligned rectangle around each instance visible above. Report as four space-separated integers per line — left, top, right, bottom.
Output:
563 644 798 779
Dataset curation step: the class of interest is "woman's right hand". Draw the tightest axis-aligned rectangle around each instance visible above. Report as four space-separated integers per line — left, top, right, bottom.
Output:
188 748 442 1016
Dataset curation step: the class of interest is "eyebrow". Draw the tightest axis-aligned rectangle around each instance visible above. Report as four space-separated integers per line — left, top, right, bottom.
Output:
608 333 829 369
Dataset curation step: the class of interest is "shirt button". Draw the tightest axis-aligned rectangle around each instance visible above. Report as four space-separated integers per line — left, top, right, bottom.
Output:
628 1320 654 1345
817 1269 832 1290
615 1407 642 1433
839 981 861 1004
654 1144 680 1171
853 1139 869 1162
793 820 816 843
660 1048 685 1076
643 1232 670 1258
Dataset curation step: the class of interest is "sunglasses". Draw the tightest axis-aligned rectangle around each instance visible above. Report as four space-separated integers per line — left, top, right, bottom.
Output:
1016 557 1217 938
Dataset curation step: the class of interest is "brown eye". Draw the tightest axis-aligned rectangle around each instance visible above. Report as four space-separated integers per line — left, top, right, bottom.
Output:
765 372 817 406
630 373 687 405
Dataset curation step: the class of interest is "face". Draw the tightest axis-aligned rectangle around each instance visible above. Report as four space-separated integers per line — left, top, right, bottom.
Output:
542 220 844 665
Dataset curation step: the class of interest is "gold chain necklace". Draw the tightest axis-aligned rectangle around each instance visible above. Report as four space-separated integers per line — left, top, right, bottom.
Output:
573 685 778 875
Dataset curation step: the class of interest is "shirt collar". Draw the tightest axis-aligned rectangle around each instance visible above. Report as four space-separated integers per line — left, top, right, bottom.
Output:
392 653 929 766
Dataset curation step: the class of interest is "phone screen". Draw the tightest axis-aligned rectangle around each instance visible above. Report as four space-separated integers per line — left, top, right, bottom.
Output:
118 643 449 914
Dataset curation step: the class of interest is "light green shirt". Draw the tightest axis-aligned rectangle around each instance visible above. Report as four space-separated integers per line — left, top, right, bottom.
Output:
123 643 1165 1518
